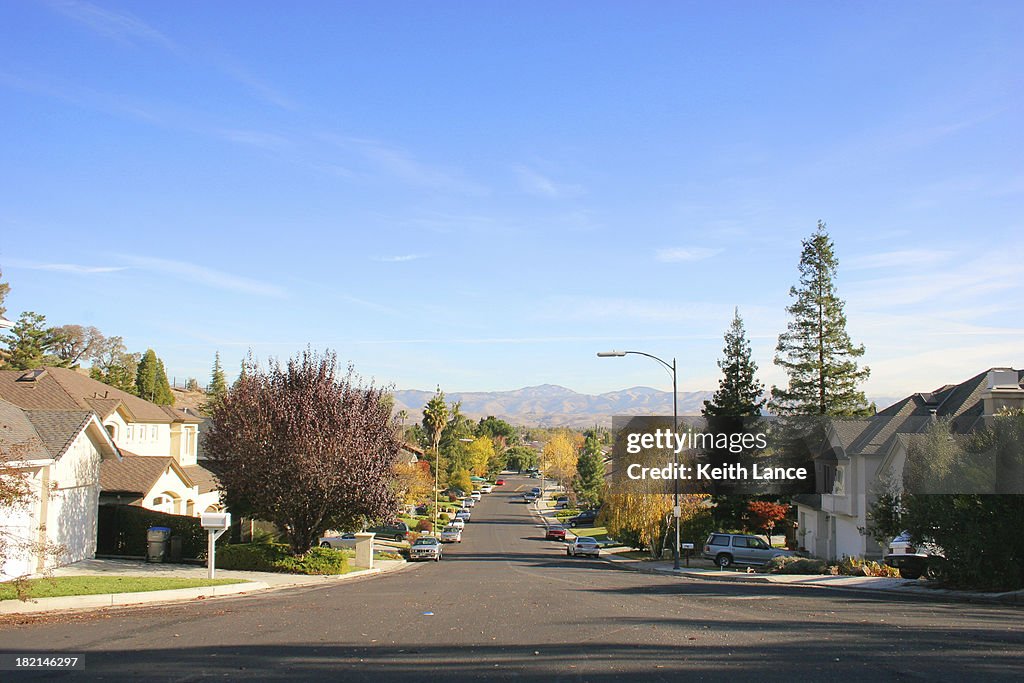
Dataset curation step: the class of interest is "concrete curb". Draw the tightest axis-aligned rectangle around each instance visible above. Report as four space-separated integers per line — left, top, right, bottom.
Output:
600 554 1024 605
0 560 412 616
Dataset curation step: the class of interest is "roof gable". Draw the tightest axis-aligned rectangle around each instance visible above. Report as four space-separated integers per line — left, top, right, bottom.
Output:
100 452 194 495
0 367 173 423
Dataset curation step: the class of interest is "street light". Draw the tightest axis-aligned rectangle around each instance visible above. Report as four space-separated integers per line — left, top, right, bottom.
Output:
598 349 682 570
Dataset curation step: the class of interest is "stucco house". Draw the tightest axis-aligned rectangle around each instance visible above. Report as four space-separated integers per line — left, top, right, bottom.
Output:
0 367 222 517
794 368 1024 561
0 397 121 579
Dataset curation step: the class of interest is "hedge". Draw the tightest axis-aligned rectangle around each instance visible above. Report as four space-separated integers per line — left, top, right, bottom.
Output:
97 504 207 559
215 543 350 574
763 555 828 574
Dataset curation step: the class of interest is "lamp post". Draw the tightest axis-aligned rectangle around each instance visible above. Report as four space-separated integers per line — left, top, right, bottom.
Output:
598 349 681 570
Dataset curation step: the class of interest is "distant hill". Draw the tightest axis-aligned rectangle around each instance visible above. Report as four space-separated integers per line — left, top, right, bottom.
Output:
392 384 901 429
391 384 714 429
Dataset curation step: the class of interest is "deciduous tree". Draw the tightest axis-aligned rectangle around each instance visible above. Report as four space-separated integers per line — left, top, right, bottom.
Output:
204 349 400 554
51 325 105 368
541 433 578 488
746 500 789 545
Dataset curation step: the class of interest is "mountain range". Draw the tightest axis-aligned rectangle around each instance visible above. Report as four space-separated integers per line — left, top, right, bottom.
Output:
392 384 714 429
391 384 901 429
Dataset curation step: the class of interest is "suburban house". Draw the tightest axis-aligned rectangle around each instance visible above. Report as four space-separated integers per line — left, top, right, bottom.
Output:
794 367 1024 561
0 367 222 518
0 396 121 579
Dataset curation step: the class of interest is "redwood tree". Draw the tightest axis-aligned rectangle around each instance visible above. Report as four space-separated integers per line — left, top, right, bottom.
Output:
204 349 400 554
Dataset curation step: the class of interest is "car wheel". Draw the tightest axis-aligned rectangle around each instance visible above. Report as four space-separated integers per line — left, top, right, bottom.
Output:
395 535 404 542
569 522 577 528
320 542 331 548
716 553 733 568
899 567 922 580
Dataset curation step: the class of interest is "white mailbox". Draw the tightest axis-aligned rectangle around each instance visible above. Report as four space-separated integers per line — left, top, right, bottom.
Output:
201 512 231 530
681 542 695 550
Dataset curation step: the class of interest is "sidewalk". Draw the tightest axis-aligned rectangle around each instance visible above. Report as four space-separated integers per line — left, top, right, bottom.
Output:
532 494 1022 606
601 551 1024 605
1 557 409 616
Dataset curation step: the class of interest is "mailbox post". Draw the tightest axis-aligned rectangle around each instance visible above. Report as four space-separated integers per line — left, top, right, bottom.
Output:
201 512 231 579
681 542 695 568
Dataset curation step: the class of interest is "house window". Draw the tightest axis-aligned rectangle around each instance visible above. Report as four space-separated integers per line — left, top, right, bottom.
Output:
127 425 135 440
105 424 117 441
833 467 845 495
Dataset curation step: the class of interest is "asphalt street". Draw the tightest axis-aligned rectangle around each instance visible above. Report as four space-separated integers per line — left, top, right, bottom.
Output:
1 475 1021 681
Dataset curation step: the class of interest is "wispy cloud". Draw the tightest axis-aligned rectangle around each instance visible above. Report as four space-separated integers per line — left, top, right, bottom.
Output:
7 259 128 275
45 1 299 111
319 135 488 195
513 164 583 198
46 0 178 51
375 254 427 263
655 247 722 263
119 255 287 298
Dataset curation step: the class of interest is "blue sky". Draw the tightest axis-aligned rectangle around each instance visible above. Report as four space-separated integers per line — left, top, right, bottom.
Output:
1 1 1022 400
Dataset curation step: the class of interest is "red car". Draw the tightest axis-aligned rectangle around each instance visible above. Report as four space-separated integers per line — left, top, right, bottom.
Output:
545 524 567 541
495 479 505 486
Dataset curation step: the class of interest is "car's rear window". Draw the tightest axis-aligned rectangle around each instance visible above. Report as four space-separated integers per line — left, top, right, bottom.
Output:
709 534 730 545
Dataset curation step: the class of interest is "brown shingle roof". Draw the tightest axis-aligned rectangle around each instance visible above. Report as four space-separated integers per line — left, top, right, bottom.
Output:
0 399 51 462
24 410 93 460
99 453 193 494
182 464 220 494
0 367 173 422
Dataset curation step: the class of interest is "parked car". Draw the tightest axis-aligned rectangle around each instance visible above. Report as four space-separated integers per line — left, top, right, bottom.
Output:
470 490 482 500
884 531 940 579
567 510 599 528
702 533 795 568
495 479 505 486
409 536 442 561
439 526 463 543
366 522 410 543
449 517 465 530
462 498 475 508
523 491 538 502
546 524 567 541
455 509 471 521
480 484 494 494
528 472 541 478
318 532 357 548
554 495 570 509
567 536 601 557
530 487 541 495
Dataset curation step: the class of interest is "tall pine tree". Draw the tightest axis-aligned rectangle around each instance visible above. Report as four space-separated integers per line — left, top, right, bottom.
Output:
770 221 871 416
208 351 228 402
703 308 765 417
575 430 605 508
135 348 174 405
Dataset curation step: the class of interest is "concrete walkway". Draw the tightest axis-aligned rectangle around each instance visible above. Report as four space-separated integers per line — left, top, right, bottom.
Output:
1 557 409 616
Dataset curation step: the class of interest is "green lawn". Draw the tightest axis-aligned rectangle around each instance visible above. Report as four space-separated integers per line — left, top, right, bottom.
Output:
569 526 610 543
0 576 248 601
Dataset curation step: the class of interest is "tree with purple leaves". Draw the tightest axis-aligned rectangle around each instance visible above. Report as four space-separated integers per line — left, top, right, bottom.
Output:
205 349 400 554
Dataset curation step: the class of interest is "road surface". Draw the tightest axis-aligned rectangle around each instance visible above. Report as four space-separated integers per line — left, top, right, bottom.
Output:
1 475 1021 681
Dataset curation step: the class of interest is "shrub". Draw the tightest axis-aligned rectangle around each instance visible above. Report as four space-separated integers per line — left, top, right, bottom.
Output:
438 513 451 524
97 505 206 559
416 519 433 533
763 555 829 574
216 543 349 574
